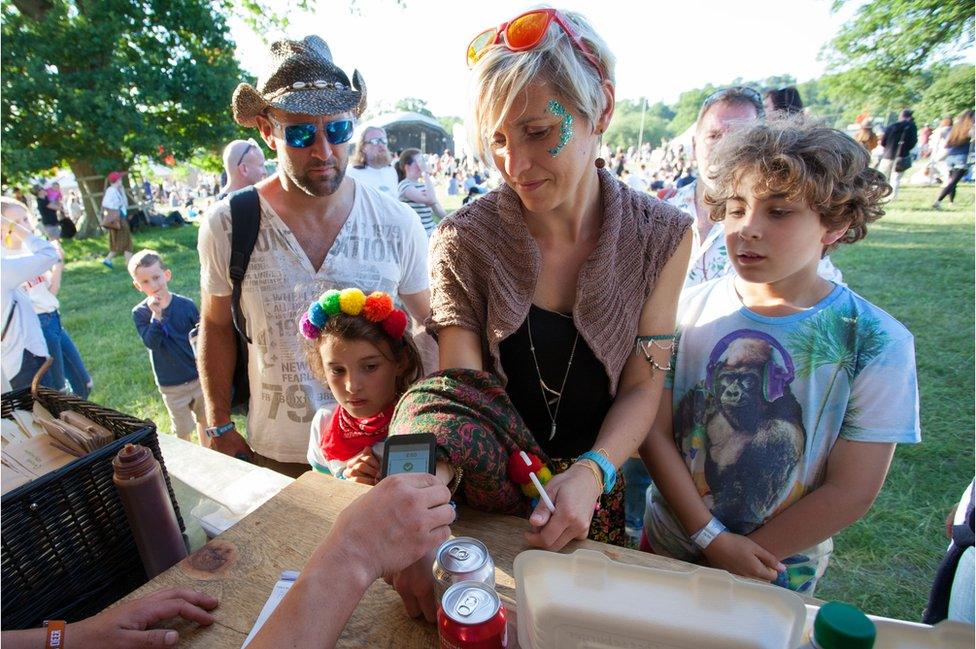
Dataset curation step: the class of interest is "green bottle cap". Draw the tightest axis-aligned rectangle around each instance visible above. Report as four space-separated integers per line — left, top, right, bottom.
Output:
813 601 876 649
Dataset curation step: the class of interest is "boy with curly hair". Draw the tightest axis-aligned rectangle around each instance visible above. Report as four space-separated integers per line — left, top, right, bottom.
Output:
640 118 921 594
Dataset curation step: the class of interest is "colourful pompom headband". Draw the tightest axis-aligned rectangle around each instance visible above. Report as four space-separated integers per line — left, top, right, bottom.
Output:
299 288 409 341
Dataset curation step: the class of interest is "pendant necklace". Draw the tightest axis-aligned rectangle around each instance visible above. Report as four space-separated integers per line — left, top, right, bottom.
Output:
527 309 579 440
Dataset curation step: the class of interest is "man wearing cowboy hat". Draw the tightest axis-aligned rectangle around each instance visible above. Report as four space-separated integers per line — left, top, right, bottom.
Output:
197 36 431 476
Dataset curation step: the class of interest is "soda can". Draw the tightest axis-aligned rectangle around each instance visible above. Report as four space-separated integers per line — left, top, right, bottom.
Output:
438 581 508 649
433 537 496 600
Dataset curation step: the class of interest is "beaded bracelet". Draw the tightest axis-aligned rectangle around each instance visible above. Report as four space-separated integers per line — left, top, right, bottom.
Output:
448 465 464 497
635 334 677 373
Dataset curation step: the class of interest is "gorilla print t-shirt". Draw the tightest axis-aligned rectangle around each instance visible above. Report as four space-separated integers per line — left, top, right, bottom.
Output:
644 276 920 593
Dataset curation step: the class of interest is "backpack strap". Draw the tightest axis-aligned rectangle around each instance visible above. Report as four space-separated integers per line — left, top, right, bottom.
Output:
2 300 17 342
229 187 261 344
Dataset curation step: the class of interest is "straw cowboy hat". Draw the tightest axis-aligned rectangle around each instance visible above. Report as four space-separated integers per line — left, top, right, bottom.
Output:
232 35 367 127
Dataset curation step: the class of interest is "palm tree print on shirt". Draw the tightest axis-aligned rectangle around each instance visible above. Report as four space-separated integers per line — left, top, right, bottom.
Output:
787 307 889 443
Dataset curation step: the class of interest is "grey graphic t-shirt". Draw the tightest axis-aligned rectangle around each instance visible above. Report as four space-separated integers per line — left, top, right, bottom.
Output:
198 181 429 463
644 276 920 593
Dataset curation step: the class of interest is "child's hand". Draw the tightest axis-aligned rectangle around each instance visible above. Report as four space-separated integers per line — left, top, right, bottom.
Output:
342 449 380 484
701 532 785 582
147 296 164 319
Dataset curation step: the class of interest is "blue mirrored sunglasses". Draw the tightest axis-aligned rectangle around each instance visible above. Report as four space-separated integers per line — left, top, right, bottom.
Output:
277 119 355 148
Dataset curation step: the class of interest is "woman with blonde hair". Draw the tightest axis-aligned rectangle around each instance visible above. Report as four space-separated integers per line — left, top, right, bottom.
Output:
385 6 691 622
934 109 974 209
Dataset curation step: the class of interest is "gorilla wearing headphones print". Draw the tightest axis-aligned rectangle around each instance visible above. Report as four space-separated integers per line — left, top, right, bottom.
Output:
677 330 806 534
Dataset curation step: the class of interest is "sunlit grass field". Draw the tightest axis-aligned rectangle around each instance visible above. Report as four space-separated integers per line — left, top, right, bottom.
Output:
54 183 973 621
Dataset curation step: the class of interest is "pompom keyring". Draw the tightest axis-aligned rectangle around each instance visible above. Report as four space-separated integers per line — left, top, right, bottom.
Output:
299 287 408 340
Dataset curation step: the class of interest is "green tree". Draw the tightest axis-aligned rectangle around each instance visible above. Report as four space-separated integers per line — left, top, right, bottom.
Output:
916 64 976 124
438 115 463 134
820 0 974 117
394 97 435 117
604 99 672 150
2 0 249 235
669 85 717 134
757 74 797 92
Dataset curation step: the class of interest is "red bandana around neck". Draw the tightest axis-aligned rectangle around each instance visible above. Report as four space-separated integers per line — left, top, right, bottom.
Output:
321 403 395 462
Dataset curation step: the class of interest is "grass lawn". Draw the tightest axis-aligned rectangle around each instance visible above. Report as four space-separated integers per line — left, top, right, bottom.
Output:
54 183 973 621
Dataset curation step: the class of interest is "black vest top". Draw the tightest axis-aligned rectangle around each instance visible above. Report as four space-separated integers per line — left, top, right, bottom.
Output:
499 305 614 459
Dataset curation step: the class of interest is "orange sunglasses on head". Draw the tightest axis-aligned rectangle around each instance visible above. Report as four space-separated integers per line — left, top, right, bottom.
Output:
466 8 607 84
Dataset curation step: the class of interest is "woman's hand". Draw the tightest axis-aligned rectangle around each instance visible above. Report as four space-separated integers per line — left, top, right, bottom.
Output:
342 449 380 484
701 532 784 582
524 463 602 550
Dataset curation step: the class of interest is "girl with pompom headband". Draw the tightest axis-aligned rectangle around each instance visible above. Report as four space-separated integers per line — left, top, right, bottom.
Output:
300 287 410 341
301 287 423 484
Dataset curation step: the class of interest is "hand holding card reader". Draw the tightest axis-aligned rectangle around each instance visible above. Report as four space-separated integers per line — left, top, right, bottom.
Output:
381 433 437 479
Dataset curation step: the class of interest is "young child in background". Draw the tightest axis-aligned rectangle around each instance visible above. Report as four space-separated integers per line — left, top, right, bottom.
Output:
129 249 205 443
301 287 422 483
640 118 921 594
45 183 63 214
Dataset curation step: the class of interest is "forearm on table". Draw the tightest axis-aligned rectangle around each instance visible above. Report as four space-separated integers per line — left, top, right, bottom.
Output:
2 622 104 648
2 627 45 648
248 538 374 649
748 482 880 559
198 320 236 426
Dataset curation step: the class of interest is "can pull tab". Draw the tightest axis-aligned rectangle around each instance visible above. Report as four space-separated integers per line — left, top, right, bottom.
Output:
456 594 480 617
448 547 470 561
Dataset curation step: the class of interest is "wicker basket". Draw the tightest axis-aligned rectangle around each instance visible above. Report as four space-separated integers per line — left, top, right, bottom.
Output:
1 388 186 630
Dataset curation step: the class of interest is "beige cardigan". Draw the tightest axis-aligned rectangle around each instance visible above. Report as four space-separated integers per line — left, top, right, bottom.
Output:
428 168 691 396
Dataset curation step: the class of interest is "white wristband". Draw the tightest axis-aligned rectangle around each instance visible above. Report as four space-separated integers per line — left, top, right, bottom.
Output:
691 517 727 550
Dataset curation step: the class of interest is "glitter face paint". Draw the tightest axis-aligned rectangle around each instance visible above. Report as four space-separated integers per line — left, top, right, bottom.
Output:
546 99 573 156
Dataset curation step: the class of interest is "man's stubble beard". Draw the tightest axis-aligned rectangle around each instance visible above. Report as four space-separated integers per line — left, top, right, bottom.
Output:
284 156 347 197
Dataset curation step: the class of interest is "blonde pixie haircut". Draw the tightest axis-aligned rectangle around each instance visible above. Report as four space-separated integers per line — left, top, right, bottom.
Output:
704 116 890 251
470 7 616 162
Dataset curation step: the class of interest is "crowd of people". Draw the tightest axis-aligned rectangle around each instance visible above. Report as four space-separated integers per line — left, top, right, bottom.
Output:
0 5 973 645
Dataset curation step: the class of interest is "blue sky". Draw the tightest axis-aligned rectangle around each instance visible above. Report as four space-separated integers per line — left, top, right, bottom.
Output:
229 0 967 117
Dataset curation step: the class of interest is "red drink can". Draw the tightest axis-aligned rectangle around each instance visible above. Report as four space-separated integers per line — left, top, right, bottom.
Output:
438 581 508 649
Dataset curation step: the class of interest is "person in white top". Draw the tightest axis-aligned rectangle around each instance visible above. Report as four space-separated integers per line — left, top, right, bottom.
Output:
670 87 842 289
346 127 398 197
625 167 648 192
1 198 58 391
100 171 133 269
1 204 92 398
198 35 432 477
220 138 267 197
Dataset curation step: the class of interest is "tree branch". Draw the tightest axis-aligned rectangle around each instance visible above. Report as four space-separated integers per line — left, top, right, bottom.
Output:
10 0 55 20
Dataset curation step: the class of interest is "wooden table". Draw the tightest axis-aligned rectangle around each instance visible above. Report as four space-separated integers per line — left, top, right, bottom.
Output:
124 471 807 647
